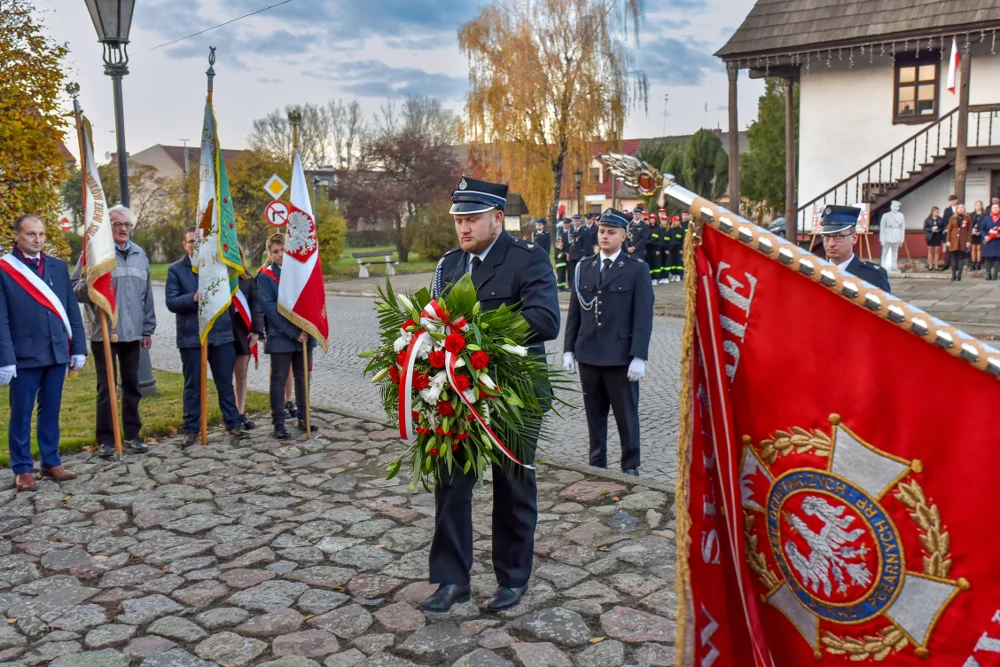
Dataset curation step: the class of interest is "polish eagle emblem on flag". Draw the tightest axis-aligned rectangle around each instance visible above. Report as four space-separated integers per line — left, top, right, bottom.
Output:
740 415 969 661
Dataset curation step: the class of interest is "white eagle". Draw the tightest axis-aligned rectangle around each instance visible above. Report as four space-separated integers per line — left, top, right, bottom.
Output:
784 496 873 597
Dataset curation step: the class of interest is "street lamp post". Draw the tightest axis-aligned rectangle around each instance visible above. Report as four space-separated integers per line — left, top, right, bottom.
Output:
574 168 583 216
312 176 320 208
85 1 156 395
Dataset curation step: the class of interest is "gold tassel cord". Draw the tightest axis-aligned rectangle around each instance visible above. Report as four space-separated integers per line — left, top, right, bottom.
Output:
673 223 700 666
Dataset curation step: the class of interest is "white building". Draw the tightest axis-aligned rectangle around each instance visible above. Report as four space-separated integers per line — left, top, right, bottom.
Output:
718 2 1000 254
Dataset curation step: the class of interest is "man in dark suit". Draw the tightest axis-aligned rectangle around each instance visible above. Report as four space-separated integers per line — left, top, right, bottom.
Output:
165 227 248 448
531 219 551 256
626 210 649 262
564 208 654 476
423 176 559 614
583 213 599 257
567 215 586 283
818 205 891 293
0 214 87 491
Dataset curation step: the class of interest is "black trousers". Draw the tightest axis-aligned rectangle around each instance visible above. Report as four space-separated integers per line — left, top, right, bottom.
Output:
179 344 241 433
986 257 1000 280
556 265 567 288
92 340 142 445
951 250 967 280
647 248 660 278
578 362 641 471
567 259 579 286
670 247 683 276
430 456 538 588
269 349 311 424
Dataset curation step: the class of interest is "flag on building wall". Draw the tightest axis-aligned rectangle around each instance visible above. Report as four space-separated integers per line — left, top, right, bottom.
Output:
947 37 960 95
79 110 117 327
276 152 329 351
675 217 1000 666
195 96 242 343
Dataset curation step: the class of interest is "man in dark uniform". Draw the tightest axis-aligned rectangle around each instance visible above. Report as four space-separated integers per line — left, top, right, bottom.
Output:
423 176 559 613
819 205 891 292
626 209 648 263
681 209 692 231
563 209 654 476
567 214 586 283
583 214 599 257
0 214 87 491
532 218 551 256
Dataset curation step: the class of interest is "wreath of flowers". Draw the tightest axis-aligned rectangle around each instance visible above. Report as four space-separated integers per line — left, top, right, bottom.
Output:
362 274 563 490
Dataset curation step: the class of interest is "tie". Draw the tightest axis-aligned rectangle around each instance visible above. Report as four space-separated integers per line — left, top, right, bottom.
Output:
27 257 39 271
471 256 482 273
599 258 612 286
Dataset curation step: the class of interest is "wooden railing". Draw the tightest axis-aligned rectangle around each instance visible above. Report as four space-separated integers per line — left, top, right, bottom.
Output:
797 104 1000 230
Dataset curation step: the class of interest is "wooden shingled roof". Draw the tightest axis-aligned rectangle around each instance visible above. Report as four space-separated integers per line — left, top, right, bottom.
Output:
717 0 1000 60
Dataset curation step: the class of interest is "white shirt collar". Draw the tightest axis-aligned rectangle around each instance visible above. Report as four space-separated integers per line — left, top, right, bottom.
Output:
20 249 40 259
599 249 622 266
836 254 855 273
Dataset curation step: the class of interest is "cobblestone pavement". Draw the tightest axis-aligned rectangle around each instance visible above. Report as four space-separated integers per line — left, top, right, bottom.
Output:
0 411 677 666
149 288 684 485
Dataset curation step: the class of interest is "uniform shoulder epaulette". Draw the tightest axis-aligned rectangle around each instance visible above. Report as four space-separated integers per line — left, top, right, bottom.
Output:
861 260 887 274
511 237 542 252
442 247 462 258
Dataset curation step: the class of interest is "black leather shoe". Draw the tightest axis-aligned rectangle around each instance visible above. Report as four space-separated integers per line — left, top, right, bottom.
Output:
241 414 257 431
622 468 639 476
274 423 291 440
285 401 298 418
98 443 116 459
124 439 149 454
181 433 198 449
487 585 527 611
420 584 470 612
297 419 317 433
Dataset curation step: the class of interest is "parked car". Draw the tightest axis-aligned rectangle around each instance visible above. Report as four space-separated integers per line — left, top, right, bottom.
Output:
767 217 787 237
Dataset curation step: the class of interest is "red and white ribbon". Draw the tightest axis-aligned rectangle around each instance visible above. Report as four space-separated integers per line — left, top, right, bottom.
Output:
396 299 532 469
0 254 73 341
233 289 258 366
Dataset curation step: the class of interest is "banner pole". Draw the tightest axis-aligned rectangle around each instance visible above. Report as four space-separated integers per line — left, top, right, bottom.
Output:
302 337 311 438
99 313 124 460
200 340 208 446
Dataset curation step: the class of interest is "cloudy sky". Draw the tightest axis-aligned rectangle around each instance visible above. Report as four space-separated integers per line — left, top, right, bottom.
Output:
42 0 764 161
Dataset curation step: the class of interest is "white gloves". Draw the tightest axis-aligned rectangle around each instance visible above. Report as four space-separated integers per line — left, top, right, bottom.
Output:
0 365 15 385
562 352 576 373
627 357 645 382
69 355 87 372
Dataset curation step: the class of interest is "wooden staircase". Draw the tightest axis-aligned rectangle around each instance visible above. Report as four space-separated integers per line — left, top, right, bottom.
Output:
797 104 1000 230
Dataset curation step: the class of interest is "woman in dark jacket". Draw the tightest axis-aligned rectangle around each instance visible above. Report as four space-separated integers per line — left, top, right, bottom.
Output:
923 206 944 271
970 200 986 270
981 202 1000 281
230 246 265 429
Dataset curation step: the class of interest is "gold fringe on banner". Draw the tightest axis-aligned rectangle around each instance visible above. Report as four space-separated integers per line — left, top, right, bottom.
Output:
673 222 701 667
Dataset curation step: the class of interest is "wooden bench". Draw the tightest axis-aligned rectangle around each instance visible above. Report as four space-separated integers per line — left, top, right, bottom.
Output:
352 251 397 278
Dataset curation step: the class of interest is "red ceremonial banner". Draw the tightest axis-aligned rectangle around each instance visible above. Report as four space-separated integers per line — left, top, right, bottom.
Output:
676 218 1000 666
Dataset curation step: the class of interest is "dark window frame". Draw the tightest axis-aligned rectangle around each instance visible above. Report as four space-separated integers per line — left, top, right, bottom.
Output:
893 51 941 125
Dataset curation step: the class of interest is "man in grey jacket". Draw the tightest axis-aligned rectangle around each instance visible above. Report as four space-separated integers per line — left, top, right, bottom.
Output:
73 206 156 458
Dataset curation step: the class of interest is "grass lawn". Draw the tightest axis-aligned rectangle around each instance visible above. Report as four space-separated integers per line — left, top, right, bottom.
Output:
150 263 171 282
0 364 269 467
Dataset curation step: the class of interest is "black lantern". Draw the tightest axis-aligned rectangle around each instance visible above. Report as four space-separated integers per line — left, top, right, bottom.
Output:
574 168 584 215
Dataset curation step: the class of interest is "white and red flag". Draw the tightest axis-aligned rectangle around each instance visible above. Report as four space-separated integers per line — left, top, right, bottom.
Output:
947 37 960 94
77 102 117 327
277 153 329 351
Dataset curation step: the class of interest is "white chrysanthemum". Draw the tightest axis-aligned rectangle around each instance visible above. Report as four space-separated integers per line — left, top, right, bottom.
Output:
393 332 412 353
415 335 432 360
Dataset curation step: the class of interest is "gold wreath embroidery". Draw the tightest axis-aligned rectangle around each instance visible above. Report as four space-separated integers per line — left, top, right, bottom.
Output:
743 457 951 661
757 427 832 464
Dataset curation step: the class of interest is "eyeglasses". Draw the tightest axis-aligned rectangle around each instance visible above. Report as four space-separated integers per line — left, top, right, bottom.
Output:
823 233 854 242
183 239 195 245
111 223 133 230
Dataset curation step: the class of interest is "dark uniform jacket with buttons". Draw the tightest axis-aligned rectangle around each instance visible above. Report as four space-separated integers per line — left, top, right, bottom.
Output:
845 255 891 293
0 253 87 369
567 225 587 261
564 252 654 367
532 229 551 255
433 231 560 364
583 224 598 257
627 219 648 260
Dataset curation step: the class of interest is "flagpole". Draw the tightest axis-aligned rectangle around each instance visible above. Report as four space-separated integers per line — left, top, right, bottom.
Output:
287 108 312 438
69 84 124 461
200 48 216 448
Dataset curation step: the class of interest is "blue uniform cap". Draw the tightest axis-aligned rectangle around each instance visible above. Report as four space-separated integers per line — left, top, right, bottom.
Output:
450 175 508 215
821 205 862 234
599 208 629 229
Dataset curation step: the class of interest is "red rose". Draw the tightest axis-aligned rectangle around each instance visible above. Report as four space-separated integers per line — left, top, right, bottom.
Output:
412 371 430 391
412 410 420 421
445 333 466 354
428 350 446 369
402 319 417 331
388 366 400 384
470 351 490 370
429 448 439 456
437 401 455 417
452 374 471 392
397 350 408 368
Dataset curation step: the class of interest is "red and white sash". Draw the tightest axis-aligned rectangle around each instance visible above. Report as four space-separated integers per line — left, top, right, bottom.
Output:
0 254 73 341
233 288 258 365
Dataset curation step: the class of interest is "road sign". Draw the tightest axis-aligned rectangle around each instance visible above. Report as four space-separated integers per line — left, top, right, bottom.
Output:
60 217 71 232
265 200 290 227
264 174 288 200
